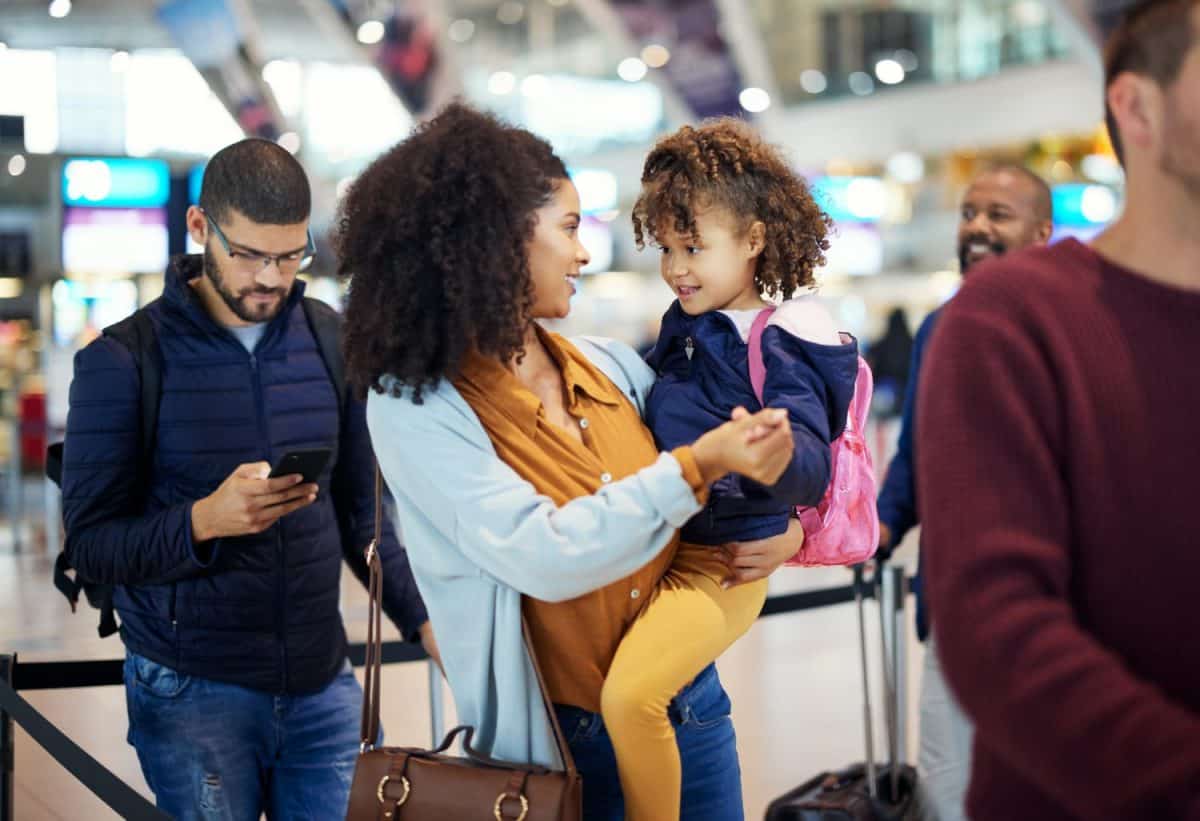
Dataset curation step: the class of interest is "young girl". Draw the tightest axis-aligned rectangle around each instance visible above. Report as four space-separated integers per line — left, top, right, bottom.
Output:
601 119 860 819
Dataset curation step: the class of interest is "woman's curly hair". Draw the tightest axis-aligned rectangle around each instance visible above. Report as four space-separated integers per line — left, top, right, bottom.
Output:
335 103 568 401
632 118 832 300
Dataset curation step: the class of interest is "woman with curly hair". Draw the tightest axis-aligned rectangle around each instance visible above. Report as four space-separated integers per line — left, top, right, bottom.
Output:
336 103 804 820
595 119 861 819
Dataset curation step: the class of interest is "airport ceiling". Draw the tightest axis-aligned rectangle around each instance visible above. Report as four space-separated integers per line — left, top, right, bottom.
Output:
1 0 353 62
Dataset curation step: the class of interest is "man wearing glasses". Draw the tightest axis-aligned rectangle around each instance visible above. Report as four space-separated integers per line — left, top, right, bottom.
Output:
61 138 434 819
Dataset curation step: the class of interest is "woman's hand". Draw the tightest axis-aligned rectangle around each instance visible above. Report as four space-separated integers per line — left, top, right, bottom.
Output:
721 518 806 587
730 405 783 444
691 406 793 486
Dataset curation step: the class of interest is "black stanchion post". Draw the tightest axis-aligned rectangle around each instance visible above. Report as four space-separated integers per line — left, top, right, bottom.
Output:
1 653 15 821
890 565 908 766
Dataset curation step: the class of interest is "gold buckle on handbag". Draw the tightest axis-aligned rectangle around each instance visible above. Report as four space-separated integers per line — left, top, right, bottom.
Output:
377 774 411 807
493 791 529 821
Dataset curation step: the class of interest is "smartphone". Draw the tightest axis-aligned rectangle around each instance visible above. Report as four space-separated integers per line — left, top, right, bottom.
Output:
269 448 333 485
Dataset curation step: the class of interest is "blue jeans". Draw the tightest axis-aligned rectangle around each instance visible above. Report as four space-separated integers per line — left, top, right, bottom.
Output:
124 652 367 820
554 664 743 821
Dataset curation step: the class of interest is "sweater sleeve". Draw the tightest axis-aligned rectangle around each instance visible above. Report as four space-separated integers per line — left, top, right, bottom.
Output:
917 294 1200 820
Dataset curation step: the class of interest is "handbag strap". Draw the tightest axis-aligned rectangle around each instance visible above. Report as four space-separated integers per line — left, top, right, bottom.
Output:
520 614 578 777
360 467 578 778
360 466 385 750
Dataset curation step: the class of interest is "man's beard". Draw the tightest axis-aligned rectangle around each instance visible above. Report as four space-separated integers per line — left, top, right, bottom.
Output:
203 247 289 324
1161 107 1200 203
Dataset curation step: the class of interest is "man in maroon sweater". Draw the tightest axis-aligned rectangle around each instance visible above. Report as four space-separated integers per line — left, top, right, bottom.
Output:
916 2 1200 819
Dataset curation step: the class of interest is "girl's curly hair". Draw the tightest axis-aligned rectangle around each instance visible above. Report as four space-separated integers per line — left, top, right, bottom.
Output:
334 103 568 401
632 118 832 300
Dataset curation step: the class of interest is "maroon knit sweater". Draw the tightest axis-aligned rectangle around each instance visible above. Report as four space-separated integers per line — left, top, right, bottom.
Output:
917 238 1200 821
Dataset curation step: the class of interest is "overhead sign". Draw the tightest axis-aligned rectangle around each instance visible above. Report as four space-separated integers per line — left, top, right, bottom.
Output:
62 158 171 209
810 176 886 224
1053 184 1120 227
62 207 169 276
189 163 206 204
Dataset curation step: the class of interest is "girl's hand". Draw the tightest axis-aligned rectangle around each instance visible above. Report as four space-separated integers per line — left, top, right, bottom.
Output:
691 407 792 486
731 405 786 444
721 517 806 587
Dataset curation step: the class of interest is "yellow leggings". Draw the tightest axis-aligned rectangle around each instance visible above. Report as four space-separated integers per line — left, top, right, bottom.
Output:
600 543 768 821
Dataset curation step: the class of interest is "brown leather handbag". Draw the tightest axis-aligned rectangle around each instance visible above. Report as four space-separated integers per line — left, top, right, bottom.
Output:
345 470 582 821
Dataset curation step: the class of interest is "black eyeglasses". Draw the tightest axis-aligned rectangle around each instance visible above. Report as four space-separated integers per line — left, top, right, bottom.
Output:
202 210 315 275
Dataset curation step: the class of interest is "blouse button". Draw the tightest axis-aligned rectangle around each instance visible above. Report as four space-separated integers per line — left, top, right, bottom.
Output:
630 589 640 600
600 472 612 483
579 418 590 430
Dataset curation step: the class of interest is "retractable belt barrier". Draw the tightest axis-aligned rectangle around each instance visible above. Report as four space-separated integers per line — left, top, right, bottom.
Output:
1 578 906 821
0 677 169 821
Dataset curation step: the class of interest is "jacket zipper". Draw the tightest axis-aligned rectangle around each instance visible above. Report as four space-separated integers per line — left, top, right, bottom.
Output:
684 336 695 360
249 353 287 692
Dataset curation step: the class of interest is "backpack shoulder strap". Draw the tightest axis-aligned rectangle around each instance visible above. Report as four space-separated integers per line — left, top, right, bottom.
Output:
847 354 874 437
302 296 347 422
103 305 162 458
747 307 776 404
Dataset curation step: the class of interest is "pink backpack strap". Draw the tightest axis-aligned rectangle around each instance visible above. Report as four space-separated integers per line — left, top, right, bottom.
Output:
847 355 873 435
747 307 776 404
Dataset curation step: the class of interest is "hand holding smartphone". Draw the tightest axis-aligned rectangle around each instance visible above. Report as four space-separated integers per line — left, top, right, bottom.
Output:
268 448 333 485
192 450 331 542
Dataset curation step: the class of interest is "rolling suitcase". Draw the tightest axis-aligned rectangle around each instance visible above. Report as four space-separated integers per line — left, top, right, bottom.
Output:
765 564 926 821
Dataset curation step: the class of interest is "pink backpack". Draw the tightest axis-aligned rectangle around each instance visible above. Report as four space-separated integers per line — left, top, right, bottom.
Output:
747 308 879 567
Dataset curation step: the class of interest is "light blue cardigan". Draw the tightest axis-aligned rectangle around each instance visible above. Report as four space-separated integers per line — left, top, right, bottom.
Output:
366 337 704 770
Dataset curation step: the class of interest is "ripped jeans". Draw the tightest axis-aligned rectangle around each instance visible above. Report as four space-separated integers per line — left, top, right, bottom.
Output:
124 652 367 820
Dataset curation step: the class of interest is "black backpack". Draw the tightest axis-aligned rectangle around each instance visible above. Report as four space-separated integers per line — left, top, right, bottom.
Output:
46 297 347 638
